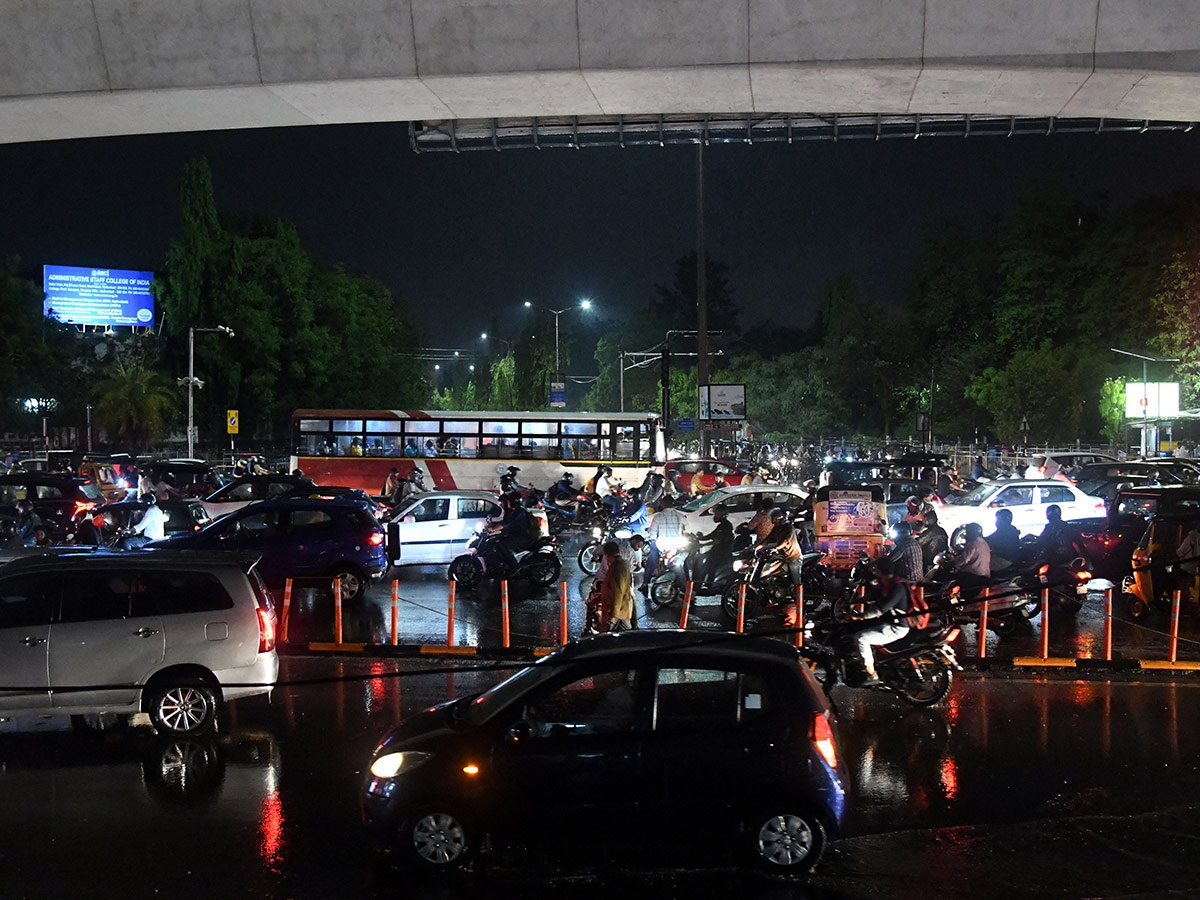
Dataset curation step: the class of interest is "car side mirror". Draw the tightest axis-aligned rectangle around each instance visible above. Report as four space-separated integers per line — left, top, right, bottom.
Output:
507 720 533 742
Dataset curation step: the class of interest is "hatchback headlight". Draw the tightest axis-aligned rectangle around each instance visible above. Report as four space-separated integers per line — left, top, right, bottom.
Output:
370 751 433 779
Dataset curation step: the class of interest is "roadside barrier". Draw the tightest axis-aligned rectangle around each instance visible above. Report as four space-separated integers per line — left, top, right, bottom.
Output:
1171 589 1181 663
390 581 399 647
446 581 456 648
1040 588 1050 659
736 583 747 634
559 582 569 645
281 578 293 644
978 588 988 658
501 580 511 648
793 585 803 648
334 578 343 645
1103 587 1113 661
679 581 693 629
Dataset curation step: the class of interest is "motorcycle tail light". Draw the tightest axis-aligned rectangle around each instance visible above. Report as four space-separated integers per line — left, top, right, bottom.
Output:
810 712 838 769
946 628 962 643
1077 570 1092 581
1037 564 1049 577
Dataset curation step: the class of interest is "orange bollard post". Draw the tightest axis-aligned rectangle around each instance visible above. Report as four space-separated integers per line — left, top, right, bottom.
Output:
793 584 804 648
978 587 989 658
1170 588 1182 663
559 581 569 645
679 581 694 629
281 578 292 645
447 580 456 647
1103 587 1113 661
737 583 747 634
501 580 511 648
1040 587 1050 659
334 577 343 645
391 580 399 646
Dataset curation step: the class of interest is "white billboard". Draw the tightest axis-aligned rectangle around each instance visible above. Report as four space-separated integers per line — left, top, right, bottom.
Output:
1125 382 1180 418
699 384 746 421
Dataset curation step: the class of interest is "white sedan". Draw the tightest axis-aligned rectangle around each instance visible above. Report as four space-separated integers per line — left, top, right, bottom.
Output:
937 479 1106 538
385 491 503 566
674 484 810 533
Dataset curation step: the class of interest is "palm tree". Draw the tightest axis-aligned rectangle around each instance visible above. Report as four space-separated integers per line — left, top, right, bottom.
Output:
93 356 179 452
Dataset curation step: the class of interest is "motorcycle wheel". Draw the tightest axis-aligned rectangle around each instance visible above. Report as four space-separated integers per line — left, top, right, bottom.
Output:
720 583 757 622
578 542 601 575
989 614 1020 637
1122 590 1150 619
649 575 681 610
892 653 953 707
448 555 482 589
545 510 569 536
526 554 561 587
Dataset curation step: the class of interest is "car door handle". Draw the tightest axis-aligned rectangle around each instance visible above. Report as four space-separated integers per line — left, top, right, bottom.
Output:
22 635 45 647
134 627 160 638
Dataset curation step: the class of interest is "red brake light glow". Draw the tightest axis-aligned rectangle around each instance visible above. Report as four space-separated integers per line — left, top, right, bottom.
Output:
257 608 276 653
72 500 96 517
946 628 962 643
1038 564 1049 576
811 712 838 769
367 532 385 546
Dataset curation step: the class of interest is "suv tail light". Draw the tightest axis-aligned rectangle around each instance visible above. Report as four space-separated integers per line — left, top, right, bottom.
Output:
367 532 385 547
811 712 838 769
257 607 276 653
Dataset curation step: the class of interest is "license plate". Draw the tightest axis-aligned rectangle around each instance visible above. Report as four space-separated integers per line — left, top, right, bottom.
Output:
1076 583 1088 594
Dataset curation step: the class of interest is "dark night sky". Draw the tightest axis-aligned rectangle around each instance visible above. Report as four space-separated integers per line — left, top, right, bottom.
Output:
1 122 1199 350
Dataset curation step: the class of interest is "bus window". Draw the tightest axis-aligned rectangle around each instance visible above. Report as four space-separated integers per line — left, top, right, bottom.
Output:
365 419 403 434
482 421 519 458
332 419 363 433
300 419 330 432
404 420 439 435
522 438 557 459
561 422 599 460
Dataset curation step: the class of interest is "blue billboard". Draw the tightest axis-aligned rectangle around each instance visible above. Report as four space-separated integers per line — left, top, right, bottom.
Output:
43 265 155 327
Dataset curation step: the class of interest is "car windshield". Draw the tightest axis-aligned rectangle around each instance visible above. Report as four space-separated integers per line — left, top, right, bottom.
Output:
679 487 734 512
80 482 103 501
946 482 1000 505
466 657 562 725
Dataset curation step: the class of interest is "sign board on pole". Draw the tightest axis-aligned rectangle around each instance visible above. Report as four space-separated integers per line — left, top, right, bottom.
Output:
227 410 239 435
1124 382 1180 418
43 265 155 327
676 418 696 432
698 384 746 421
549 377 566 409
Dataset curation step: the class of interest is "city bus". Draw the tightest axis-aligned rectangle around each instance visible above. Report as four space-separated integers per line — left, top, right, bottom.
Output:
290 409 665 494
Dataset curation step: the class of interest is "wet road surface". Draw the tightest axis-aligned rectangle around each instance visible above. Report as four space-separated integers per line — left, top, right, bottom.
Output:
3 654 1200 899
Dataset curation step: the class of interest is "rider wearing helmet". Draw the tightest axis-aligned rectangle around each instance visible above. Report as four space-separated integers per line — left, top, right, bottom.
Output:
693 504 734 589
493 491 535 572
949 521 992 591
14 499 42 546
757 507 804 588
986 508 1022 568
1034 503 1082 565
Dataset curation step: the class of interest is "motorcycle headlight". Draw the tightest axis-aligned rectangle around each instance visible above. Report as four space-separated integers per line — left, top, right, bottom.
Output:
733 560 745 572
370 751 433 779
592 527 603 539
656 537 686 553
614 528 632 539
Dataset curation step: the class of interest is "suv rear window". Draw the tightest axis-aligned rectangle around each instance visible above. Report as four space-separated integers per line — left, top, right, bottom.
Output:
58 570 235 622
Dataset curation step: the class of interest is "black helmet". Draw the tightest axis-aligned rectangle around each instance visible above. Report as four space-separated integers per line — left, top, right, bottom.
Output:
965 522 984 541
16 499 33 515
996 508 1014 525
506 466 520 474
1045 504 1062 522
769 507 787 523
906 495 921 508
409 469 424 483
891 521 913 539
560 472 573 481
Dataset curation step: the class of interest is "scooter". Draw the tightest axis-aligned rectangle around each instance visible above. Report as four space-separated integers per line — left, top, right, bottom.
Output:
448 522 562 590
646 533 747 608
720 546 830 623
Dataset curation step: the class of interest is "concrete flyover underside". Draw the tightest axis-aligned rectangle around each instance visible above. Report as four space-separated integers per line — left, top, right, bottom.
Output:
2 0 1199 145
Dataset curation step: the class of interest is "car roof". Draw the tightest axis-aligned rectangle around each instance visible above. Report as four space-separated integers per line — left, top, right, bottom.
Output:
1116 484 1200 498
542 629 802 667
0 547 258 575
700 484 804 496
0 473 91 484
404 490 499 500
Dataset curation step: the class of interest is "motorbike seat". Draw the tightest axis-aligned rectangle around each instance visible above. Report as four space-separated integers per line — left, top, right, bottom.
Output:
801 551 824 564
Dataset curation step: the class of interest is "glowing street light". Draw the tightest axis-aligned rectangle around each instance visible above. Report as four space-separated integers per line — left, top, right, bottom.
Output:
177 325 234 460
523 299 594 373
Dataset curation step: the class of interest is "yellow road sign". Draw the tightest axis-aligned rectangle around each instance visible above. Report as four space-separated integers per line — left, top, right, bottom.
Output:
227 409 239 434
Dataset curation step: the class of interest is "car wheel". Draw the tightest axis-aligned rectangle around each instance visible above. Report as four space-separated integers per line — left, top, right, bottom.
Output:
746 809 826 874
329 566 366 602
448 555 482 588
405 808 473 869
147 682 218 737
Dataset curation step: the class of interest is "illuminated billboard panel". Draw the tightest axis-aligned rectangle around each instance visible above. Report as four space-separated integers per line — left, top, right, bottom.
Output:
43 265 155 327
1125 382 1180 418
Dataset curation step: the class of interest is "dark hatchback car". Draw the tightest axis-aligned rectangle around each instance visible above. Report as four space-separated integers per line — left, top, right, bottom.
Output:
0 473 105 536
94 497 213 539
362 631 847 875
152 496 386 600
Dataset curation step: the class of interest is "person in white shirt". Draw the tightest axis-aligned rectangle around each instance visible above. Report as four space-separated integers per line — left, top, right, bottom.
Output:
128 494 168 545
644 496 687 592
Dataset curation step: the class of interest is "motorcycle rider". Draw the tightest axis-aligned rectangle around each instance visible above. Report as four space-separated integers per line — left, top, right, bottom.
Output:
500 466 528 496
986 508 1022 570
1033 504 1083 566
915 508 949 577
125 494 168 547
738 497 776 546
393 468 425 506
946 522 992 593
693 505 734 590
644 495 686 593
490 492 535 573
887 521 925 583
639 471 666 510
73 508 106 546
14 499 43 546
852 555 913 686
547 472 576 505
757 507 803 589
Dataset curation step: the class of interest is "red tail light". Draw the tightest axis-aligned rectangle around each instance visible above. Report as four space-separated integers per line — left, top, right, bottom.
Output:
257 608 276 653
1076 570 1093 581
1037 564 1049 576
946 628 962 643
811 712 838 769
73 500 96 517
367 532 385 546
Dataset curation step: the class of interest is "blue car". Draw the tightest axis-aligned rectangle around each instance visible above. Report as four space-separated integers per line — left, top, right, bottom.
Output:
152 495 386 600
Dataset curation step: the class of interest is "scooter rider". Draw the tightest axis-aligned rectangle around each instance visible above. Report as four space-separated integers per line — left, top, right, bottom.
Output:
693 505 734 590
757 507 803 588
947 521 992 593
853 555 912 686
547 472 575 505
644 495 686 593
490 492 535 573
986 508 1022 571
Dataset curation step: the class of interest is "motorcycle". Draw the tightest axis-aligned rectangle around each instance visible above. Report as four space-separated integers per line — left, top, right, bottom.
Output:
578 515 643 575
720 546 830 623
646 533 748 607
802 613 963 707
448 521 562 590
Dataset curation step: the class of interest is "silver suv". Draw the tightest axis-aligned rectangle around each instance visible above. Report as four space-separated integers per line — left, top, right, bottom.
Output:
0 550 279 735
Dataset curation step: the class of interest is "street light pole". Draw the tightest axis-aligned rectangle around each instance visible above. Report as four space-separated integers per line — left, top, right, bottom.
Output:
182 325 235 460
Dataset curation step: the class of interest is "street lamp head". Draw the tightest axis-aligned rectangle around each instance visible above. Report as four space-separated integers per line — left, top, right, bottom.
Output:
580 299 592 310
523 300 533 309
480 332 487 340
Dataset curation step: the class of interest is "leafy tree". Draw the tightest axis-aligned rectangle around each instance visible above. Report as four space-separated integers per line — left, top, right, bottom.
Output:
1099 377 1127 447
965 342 1082 444
719 350 842 440
1149 223 1200 407
92 353 179 451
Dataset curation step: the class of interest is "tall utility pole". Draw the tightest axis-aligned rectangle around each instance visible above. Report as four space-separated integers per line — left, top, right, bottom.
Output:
696 141 709 456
